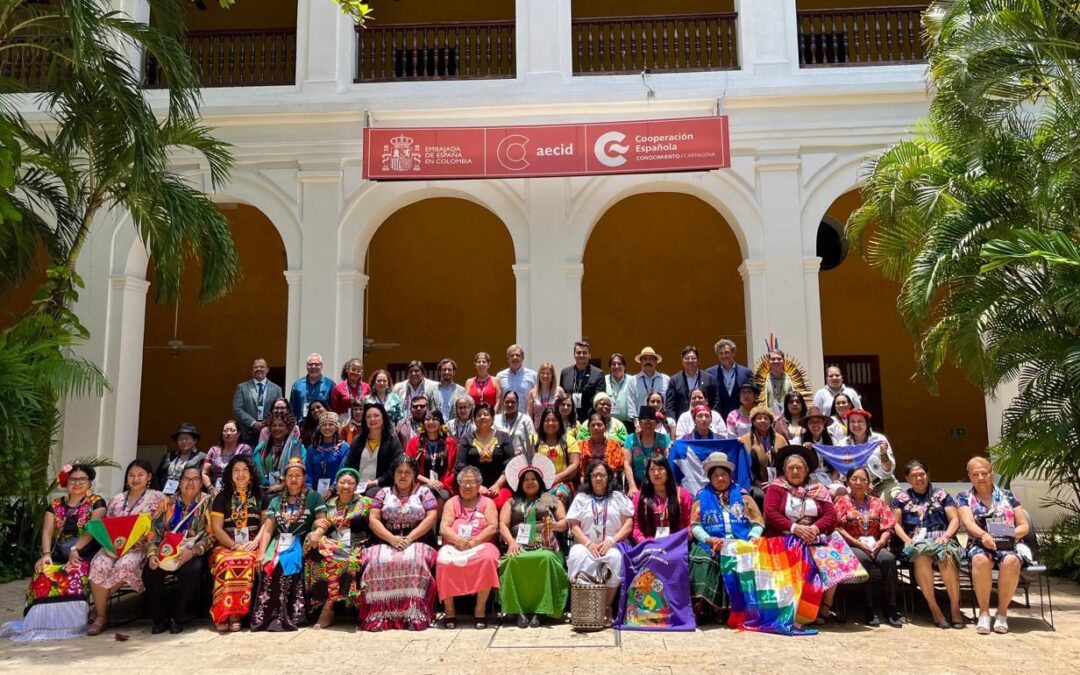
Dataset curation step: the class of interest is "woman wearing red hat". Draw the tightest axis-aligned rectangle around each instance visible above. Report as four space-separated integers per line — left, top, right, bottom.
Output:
841 409 898 502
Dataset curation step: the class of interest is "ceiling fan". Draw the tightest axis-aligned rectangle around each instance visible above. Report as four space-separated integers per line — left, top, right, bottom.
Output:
145 302 212 358
363 336 400 354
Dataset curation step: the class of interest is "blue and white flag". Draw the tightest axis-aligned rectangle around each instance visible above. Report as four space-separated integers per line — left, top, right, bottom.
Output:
812 442 880 474
669 438 751 495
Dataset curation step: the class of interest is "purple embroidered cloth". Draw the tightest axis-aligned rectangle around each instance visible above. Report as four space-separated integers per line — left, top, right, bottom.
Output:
615 528 696 631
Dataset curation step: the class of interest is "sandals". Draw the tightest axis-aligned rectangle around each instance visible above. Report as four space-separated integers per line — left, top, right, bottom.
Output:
814 603 832 626
86 619 106 637
229 617 243 632
474 618 487 630
443 617 457 630
215 622 230 633
314 606 334 630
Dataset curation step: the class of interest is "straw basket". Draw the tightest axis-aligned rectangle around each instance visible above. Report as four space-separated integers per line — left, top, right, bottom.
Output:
570 564 611 631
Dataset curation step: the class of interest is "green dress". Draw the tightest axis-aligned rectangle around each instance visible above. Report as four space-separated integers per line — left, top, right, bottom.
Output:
498 493 569 618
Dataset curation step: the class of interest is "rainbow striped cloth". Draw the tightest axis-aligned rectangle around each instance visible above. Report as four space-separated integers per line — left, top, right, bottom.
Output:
720 536 823 635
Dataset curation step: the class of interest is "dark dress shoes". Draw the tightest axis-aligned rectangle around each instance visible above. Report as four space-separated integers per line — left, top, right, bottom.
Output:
168 618 183 634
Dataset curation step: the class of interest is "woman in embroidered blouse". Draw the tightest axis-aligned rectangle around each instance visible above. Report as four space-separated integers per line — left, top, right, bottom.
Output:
304 467 374 629
143 466 214 634
360 455 439 631
532 407 580 506
957 456 1030 635
329 358 370 414
498 455 568 628
456 403 515 509
625 405 672 490
406 409 459 502
631 455 692 543
494 390 536 456
890 460 964 629
436 466 501 629
253 410 305 494
448 396 476 443
203 420 252 492
578 413 633 493
465 351 501 408
831 466 901 628
689 452 763 622
87 459 166 636
527 361 565 429
305 412 351 495
250 458 326 632
566 459 635 628
365 369 404 426
257 397 301 446
725 382 758 438
208 455 265 632
1 464 106 642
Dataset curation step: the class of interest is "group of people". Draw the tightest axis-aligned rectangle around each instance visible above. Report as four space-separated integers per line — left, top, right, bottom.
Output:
1 340 1032 641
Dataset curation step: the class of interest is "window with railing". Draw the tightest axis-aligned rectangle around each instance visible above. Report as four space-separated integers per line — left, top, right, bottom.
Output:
797 5 928 67
572 12 738 74
0 36 65 91
355 21 515 82
143 28 296 88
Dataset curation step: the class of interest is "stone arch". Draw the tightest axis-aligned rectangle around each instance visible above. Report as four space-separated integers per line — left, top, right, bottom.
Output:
338 181 529 272
800 153 867 256
566 172 763 263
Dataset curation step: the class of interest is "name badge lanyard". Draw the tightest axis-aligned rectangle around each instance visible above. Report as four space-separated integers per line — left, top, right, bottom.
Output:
590 497 610 541
642 374 658 395
651 496 669 530
169 494 210 534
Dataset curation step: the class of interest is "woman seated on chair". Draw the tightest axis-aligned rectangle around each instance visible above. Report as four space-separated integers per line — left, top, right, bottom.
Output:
565 459 634 628
533 407 581 507
456 403 515 509
87 459 166 636
360 455 439 631
831 466 902 628
578 412 633 493
304 467 374 629
208 455 265 632
498 454 568 628
631 454 692 544
957 455 1031 635
890 459 965 629
436 466 501 629
0 464 106 642
143 466 214 635
689 452 763 623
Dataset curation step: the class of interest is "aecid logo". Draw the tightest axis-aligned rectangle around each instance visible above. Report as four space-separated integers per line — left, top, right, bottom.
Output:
593 131 629 167
496 134 530 171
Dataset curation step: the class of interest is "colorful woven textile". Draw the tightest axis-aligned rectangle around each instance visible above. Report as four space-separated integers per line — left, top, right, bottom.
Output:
210 547 259 624
809 532 869 588
84 513 151 558
720 535 822 635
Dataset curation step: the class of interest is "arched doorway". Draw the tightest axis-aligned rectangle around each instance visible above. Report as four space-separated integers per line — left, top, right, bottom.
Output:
582 192 747 366
137 204 288 457
364 197 516 381
819 189 988 479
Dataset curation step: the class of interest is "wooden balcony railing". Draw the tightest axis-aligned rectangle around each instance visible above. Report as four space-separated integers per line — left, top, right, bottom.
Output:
797 5 928 67
144 28 296 88
355 20 515 82
572 12 738 75
0 36 66 91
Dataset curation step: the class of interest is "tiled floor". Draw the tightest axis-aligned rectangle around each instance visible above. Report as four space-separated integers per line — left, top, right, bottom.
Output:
0 575 1075 674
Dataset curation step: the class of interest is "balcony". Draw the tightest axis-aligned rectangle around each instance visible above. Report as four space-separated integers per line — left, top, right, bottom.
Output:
354 20 516 82
0 37 62 91
143 28 297 88
797 4 928 67
571 12 738 75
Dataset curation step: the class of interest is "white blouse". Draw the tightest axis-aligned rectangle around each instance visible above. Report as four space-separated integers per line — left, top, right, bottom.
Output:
566 491 634 544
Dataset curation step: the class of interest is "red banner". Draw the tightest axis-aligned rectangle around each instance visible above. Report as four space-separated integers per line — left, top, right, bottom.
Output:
363 116 729 180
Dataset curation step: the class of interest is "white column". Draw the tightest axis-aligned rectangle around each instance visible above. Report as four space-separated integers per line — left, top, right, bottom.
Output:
738 258 768 366
296 0 354 91
564 262 584 349
336 269 369 365
284 271 303 386
516 0 572 83
97 275 150 495
297 166 344 374
110 0 150 76
512 264 532 358
802 256 825 388
735 0 799 76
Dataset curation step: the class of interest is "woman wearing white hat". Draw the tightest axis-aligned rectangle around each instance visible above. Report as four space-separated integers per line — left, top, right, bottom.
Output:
689 452 763 622
497 453 568 628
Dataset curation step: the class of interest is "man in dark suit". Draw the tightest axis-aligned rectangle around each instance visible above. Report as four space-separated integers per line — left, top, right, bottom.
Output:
707 338 753 418
664 345 719 418
232 358 283 445
559 340 605 421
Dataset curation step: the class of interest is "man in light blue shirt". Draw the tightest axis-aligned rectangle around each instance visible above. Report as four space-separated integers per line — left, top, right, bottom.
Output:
627 346 671 423
496 344 536 409
435 357 468 420
289 352 335 420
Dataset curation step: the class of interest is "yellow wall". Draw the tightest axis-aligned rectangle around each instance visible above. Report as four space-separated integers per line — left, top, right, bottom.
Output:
363 198 516 379
180 1 297 31
573 1 735 17
797 0 913 8
582 193 747 369
821 191 988 480
138 204 287 447
370 0 515 24
0 248 45 330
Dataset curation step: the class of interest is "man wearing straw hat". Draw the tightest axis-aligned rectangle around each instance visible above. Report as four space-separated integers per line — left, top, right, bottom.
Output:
627 346 671 425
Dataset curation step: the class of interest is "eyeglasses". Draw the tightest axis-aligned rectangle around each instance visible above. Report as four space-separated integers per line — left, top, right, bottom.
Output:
411 404 427 410
458 480 479 487
590 473 608 479
67 478 90 485
180 476 202 483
